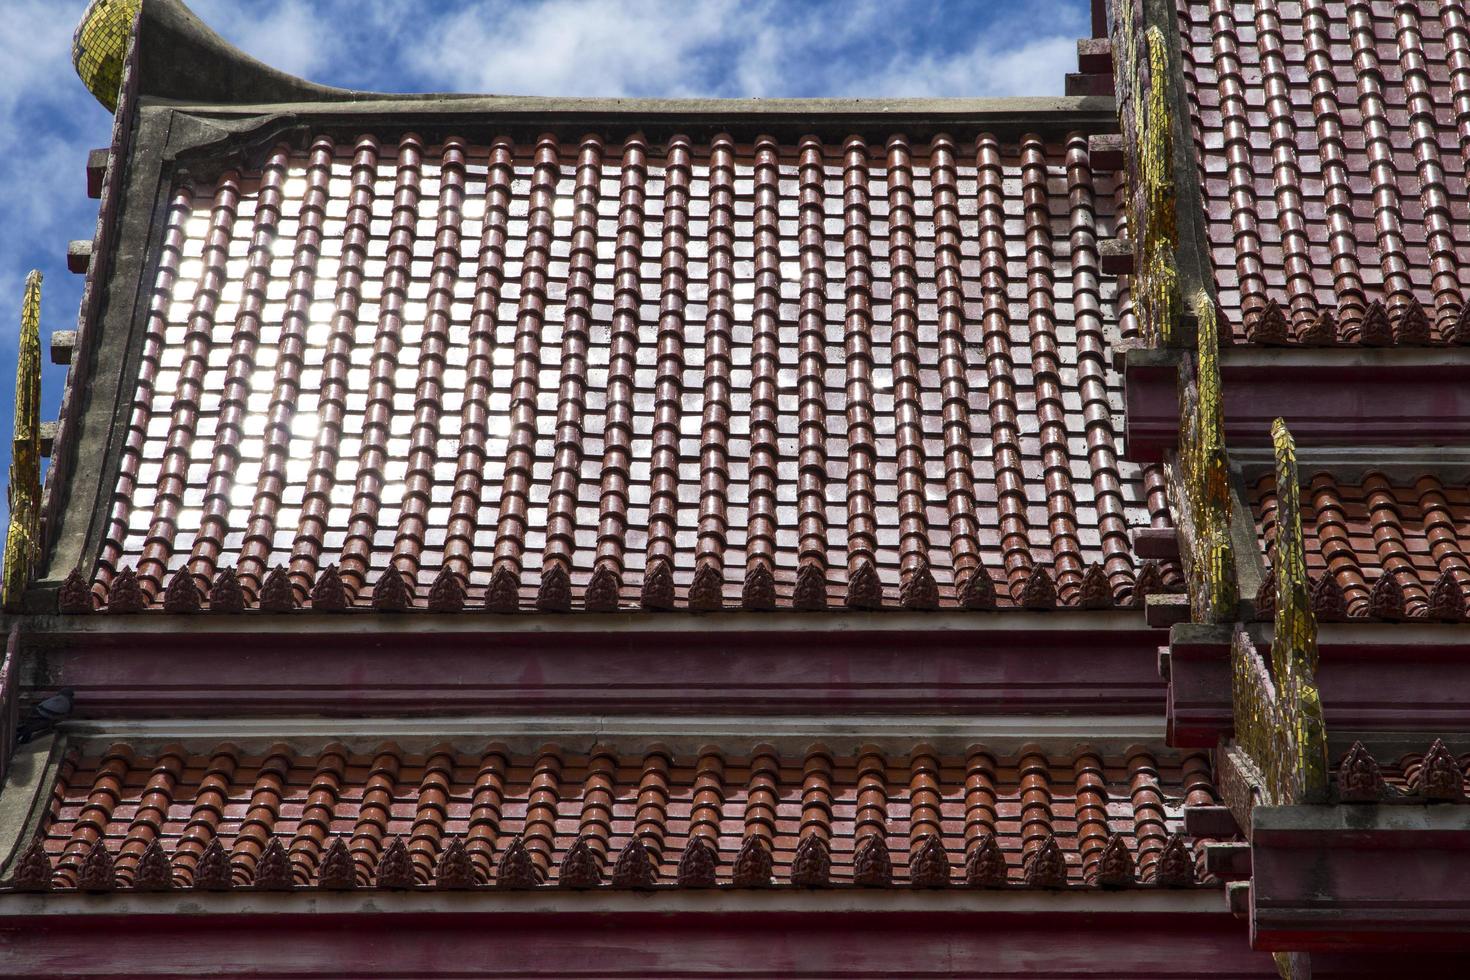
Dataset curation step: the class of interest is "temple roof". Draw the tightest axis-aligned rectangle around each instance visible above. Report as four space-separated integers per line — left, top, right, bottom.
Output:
17 739 1218 892
1178 0 1470 347
71 128 1178 614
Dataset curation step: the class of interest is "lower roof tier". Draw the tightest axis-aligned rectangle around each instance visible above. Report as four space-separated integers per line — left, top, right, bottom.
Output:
11 739 1219 892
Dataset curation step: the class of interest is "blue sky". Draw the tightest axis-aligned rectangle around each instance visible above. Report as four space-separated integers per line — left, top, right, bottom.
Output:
0 0 1090 529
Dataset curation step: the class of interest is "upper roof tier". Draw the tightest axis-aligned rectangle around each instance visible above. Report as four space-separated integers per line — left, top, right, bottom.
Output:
1178 0 1470 347
77 129 1177 614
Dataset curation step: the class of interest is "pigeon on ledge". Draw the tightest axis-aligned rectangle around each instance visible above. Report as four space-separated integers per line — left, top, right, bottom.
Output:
18 688 74 743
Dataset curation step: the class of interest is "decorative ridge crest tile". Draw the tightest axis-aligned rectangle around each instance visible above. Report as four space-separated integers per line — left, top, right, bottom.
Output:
1427 571 1465 622
908 833 951 888
1413 739 1465 802
965 834 1007 888
1020 565 1057 610
844 559 883 610
1095 834 1135 888
435 837 478 889
1311 573 1348 622
310 565 349 612
1022 836 1065 889
105 567 146 614
640 557 676 611
791 560 827 612
1450 304 1470 346
1246 299 1289 345
318 837 355 890
1360 300 1393 347
207 566 246 613
852 834 893 887
1394 298 1431 345
134 838 173 892
77 839 115 892
789 834 831 887
741 562 776 611
1076 562 1113 609
258 566 297 612
10 837 52 892
898 560 939 611
687 559 724 612
162 568 202 613
1253 566 1275 621
495 836 540 889
957 568 996 610
426 567 466 613
1297 308 1337 346
375 837 416 889
370 568 412 612
1336 741 1385 803
1131 560 1165 608
1367 572 1406 621
557 835 602 889
536 562 573 612
676 836 719 888
253 838 293 890
730 836 773 888
1155 835 1195 887
582 562 620 613
610 836 656 889
57 568 94 614
193 837 233 891
483 565 520 613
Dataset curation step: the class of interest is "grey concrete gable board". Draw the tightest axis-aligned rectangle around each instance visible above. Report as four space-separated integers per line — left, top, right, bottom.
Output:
0 735 64 881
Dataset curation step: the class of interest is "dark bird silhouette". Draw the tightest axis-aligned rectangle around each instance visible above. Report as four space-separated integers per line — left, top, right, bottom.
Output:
18 688 74 743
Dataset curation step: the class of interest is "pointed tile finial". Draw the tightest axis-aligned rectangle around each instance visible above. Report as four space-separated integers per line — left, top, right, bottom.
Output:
610 836 656 889
1023 836 1066 888
483 564 521 613
1095 834 1135 887
1298 308 1337 346
898 560 939 611
57 568 95 614
1246 299 1289 345
1020 565 1057 610
641 557 676 611
1427 571 1465 622
193 837 233 891
845 558 883 610
310 565 348 611
10 837 52 892
77 839 116 892
1367 572 1406 621
375 837 415 889
134 838 173 891
370 568 413 612
1155 834 1195 886
1450 304 1470 346
1254 566 1276 621
1415 739 1465 801
852 834 893 887
318 837 355 890
908 833 951 888
536 562 572 612
1311 573 1348 622
687 558 724 611
1360 299 1393 346
791 560 827 611
1076 562 1113 609
583 562 621 612
162 568 202 613
253 838 293 890
435 837 478 889
106 567 146 613
731 836 774 888
258 566 297 612
426 567 466 613
742 562 776 611
557 835 602 889
951 568 992 613
1336 741 1384 802
495 836 540 889
789 835 831 887
1394 298 1432 345
1131 560 1165 608
964 834 1007 887
208 567 245 613
676 836 719 888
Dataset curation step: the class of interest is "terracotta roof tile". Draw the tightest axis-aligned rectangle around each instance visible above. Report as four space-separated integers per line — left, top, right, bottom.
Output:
1251 471 1470 621
84 132 1173 613
1179 0 1470 345
17 741 1222 893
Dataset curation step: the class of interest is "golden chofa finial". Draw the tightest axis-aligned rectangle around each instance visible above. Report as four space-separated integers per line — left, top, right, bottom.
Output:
4 272 43 610
72 0 142 111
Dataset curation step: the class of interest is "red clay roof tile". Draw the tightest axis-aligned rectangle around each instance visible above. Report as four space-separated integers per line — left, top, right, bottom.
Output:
21 741 1223 893
84 132 1176 613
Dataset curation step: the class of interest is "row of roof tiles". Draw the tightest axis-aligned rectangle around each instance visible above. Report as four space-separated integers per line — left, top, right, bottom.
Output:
79 131 1178 613
9 741 1217 892
1252 472 1470 621
1178 0 1470 345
